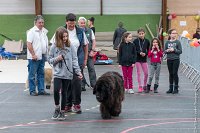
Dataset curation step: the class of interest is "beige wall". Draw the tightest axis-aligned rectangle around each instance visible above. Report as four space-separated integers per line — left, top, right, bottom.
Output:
168 0 200 15
168 0 200 35
171 16 199 36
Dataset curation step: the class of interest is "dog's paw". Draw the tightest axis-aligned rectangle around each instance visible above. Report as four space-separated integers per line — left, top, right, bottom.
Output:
110 111 120 117
101 113 111 119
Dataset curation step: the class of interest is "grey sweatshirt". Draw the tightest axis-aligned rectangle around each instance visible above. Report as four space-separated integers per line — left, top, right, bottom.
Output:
48 44 81 79
164 40 182 60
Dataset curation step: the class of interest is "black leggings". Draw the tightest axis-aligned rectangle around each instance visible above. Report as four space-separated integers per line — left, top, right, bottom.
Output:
54 78 71 110
167 59 180 86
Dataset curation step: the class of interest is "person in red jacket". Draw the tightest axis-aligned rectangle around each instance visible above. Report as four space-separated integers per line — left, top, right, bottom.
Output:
145 38 163 93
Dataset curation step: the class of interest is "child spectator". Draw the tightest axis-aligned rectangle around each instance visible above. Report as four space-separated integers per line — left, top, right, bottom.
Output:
118 32 137 94
133 28 150 93
164 29 182 94
146 38 163 93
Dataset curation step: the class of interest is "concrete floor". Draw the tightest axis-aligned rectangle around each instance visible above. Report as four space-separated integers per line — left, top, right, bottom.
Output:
0 60 199 133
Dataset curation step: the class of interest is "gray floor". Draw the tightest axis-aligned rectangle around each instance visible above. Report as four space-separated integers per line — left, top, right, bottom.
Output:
0 64 199 133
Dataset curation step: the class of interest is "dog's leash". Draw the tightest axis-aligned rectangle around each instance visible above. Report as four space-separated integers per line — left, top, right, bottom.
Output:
61 55 74 75
61 55 93 90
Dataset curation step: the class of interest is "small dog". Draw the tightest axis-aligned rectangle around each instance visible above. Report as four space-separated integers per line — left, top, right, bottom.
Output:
25 68 53 90
93 71 124 119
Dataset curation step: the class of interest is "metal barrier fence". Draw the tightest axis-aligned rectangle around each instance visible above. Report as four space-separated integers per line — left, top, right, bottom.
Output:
179 37 200 133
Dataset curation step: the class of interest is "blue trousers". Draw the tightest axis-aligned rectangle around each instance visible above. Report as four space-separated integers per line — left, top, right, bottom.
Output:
28 55 45 94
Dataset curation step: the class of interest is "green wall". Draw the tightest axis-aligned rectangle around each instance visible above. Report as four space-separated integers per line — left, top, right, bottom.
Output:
0 14 160 45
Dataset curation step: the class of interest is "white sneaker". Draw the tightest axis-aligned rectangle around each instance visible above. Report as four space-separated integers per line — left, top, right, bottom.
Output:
128 89 134 94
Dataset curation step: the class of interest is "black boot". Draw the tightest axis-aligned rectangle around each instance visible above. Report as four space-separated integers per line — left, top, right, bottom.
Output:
154 84 158 93
166 84 173 94
172 85 179 94
145 84 151 93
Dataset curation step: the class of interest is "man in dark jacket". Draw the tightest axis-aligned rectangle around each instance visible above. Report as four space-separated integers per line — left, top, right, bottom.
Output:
113 22 127 50
65 13 88 114
113 22 127 62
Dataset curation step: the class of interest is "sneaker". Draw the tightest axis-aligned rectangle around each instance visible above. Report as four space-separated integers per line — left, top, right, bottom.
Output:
138 87 143 93
65 106 72 113
72 104 82 114
51 108 60 120
128 89 134 94
30 92 38 96
57 111 65 121
38 91 50 95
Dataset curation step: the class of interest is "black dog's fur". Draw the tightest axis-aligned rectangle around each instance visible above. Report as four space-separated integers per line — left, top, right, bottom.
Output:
93 71 124 119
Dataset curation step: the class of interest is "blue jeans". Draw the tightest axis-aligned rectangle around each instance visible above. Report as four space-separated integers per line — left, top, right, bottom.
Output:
28 55 45 94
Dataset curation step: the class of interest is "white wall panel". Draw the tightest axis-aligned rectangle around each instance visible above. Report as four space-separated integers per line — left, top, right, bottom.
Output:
0 0 34 14
0 0 161 15
42 0 100 14
103 0 161 14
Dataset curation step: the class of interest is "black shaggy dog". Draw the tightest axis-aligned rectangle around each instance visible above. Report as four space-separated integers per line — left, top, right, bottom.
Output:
93 71 125 119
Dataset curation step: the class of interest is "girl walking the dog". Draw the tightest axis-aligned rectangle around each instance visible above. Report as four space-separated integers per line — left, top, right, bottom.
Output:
118 32 137 94
145 38 163 93
48 27 82 120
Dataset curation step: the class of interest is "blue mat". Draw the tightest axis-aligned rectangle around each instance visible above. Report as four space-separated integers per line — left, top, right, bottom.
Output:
94 59 113 65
